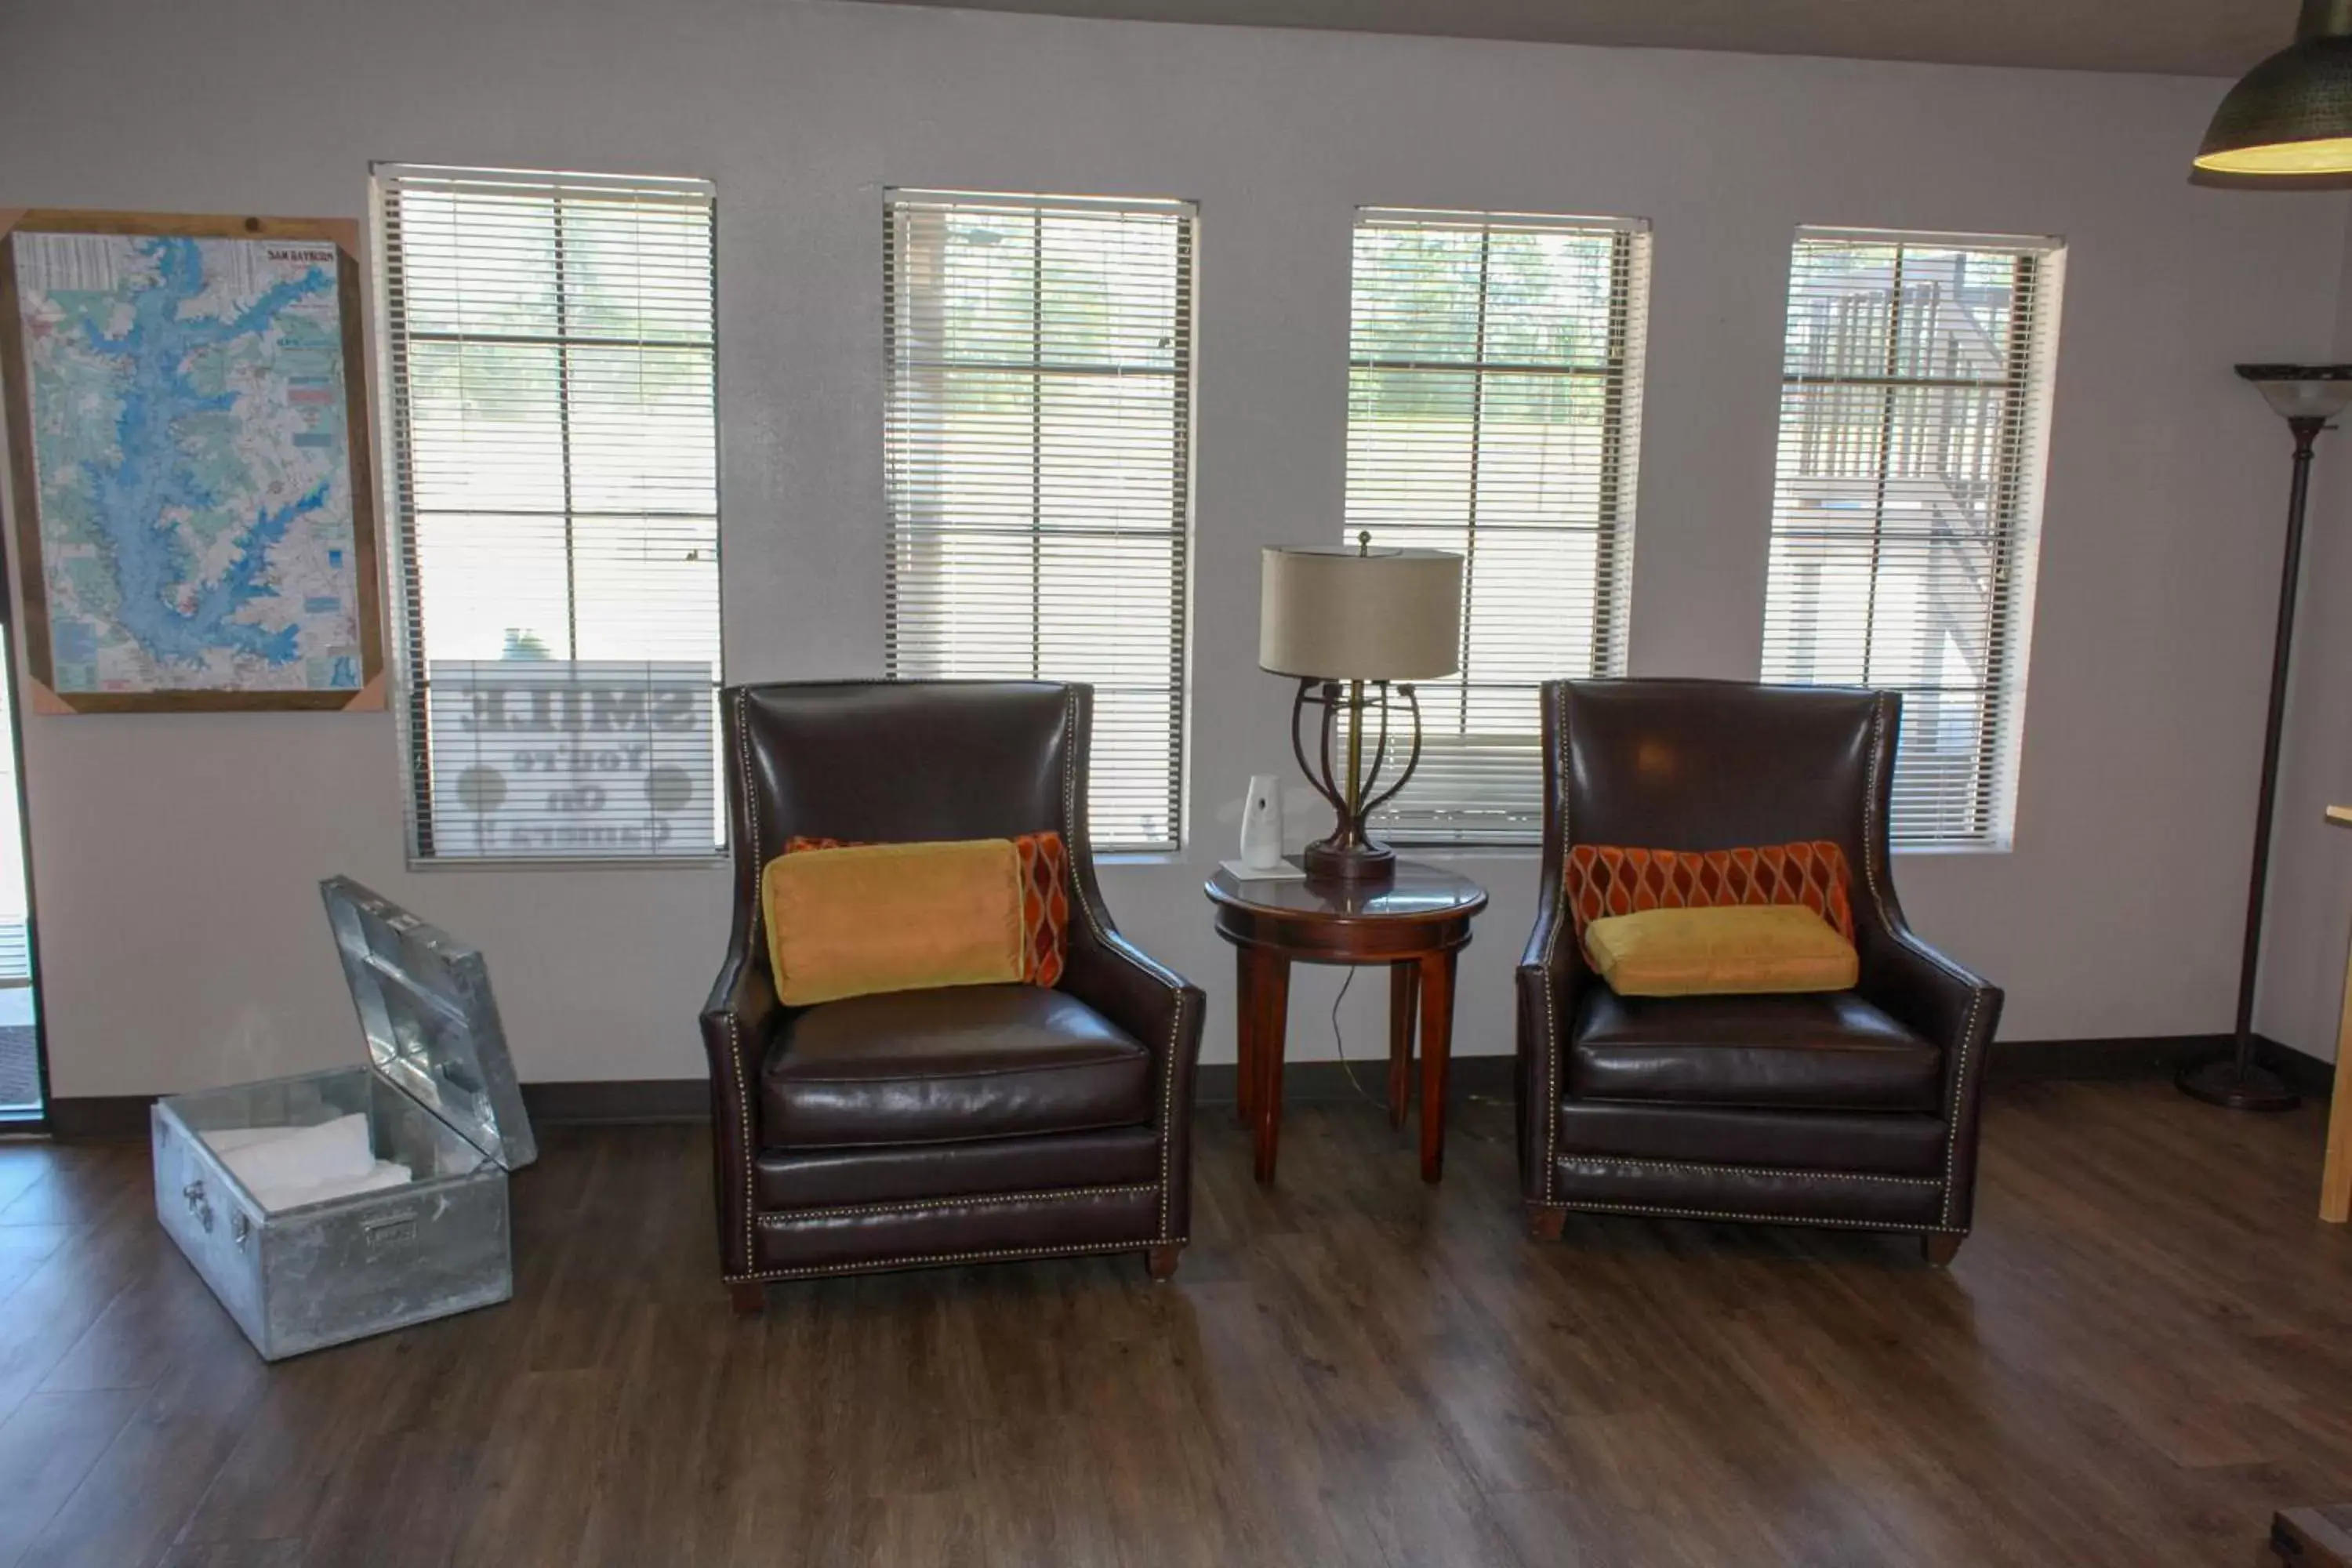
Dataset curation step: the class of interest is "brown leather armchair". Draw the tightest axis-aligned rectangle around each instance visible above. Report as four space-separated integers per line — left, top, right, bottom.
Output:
1516 679 2002 1262
699 681 1205 1309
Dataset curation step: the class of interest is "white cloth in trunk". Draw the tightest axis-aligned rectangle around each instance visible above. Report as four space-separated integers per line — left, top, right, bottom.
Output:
252 1160 414 1211
200 1114 418 1212
206 1113 376 1193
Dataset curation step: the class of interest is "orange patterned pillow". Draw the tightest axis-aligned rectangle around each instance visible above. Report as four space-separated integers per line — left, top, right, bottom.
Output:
1565 841 1856 946
786 832 1069 987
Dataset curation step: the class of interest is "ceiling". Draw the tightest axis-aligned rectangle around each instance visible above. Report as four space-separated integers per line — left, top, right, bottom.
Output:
845 0 2295 77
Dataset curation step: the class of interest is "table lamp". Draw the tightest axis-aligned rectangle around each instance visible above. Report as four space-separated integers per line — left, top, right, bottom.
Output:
1260 534 1463 884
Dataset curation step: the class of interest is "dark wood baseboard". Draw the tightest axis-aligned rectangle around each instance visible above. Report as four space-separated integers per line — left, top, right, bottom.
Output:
40 1033 2341 1141
2264 1037 2336 1099
1984 1033 2215 1086
522 1078 709 1125
46 1096 148 1141
1987 1033 2336 1097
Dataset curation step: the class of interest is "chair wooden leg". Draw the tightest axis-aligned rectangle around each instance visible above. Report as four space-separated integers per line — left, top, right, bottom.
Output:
1526 1206 1567 1242
1922 1233 1963 1267
728 1281 766 1316
1145 1244 1184 1282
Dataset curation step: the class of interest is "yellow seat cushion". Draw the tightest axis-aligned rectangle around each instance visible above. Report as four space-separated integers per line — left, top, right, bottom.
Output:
762 839 1027 1007
1583 905 1859 998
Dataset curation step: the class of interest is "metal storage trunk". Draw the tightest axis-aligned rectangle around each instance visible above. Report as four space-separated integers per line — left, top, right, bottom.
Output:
151 877 537 1361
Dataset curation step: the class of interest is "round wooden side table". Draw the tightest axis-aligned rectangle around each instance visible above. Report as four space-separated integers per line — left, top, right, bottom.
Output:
1205 861 1488 1185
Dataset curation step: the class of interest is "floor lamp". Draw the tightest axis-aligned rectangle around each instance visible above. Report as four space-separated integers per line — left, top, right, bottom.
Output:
2178 365 2352 1111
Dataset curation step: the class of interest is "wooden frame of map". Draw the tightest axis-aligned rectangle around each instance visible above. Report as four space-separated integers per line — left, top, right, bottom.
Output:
0 209 386 713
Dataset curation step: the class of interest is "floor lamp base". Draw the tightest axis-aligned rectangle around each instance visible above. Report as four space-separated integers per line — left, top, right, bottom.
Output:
2175 1054 2301 1112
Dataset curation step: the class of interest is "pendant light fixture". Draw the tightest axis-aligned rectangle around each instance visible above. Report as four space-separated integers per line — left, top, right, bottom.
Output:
2197 0 2352 176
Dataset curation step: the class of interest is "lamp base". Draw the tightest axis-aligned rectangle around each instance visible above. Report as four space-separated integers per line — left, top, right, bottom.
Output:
1302 837 1396 884
2175 1053 2300 1112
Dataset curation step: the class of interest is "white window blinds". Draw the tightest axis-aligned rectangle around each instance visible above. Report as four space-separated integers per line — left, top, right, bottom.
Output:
1345 209 1650 845
377 165 722 861
884 191 1195 852
1762 228 2063 847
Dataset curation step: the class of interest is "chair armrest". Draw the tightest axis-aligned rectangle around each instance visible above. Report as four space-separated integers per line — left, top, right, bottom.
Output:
1858 920 2003 1232
1857 921 1997 1057
698 935 779 1276
1515 886 1582 1200
1061 909 1206 1243
1062 923 1204 1069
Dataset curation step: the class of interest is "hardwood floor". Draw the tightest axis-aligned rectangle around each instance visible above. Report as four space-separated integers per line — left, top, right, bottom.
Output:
0 1076 2345 1566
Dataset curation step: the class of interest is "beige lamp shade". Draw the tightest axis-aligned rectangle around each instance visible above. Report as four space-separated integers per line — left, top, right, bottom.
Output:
1259 545 1464 681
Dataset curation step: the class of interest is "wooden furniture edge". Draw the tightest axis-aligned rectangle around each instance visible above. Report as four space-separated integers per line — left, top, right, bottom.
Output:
2325 806 2352 1223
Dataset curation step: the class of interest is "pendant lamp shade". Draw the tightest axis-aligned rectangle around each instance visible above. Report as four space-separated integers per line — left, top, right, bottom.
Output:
2197 0 2352 176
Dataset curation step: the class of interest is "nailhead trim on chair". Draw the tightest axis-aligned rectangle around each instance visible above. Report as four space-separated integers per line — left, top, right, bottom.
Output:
1531 1197 1963 1235
757 1183 1158 1223
1060 689 1188 1246
726 1015 752 1271
731 690 763 1275
726 1236 1185 1284
1940 991 1984 1227
1857 694 1992 1230
1566 1157 1941 1186
1540 680 1570 1206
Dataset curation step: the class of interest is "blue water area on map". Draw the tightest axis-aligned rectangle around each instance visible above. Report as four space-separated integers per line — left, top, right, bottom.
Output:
71 237 337 670
52 621 96 664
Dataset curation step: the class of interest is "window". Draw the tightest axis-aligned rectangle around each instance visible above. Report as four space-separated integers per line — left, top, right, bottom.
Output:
376 165 721 862
884 191 1195 851
1762 228 2063 847
1345 209 1650 845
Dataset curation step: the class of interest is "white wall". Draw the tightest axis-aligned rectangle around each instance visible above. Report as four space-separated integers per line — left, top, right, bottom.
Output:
2253 204 2352 1065
1 0 2343 1098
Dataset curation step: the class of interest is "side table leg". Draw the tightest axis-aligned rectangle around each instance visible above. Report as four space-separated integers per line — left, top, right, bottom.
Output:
1254 950 1291 1185
1388 962 1419 1130
1417 949 1457 1183
1234 944 1258 1129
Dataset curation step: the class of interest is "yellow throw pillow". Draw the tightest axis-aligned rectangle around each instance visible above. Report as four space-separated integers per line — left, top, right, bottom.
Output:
1583 905 1859 998
763 839 1027 1007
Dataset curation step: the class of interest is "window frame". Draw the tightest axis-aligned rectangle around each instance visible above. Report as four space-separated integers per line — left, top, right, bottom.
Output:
372 162 727 869
880 188 1198 855
1345 207 1652 848
1761 225 2064 851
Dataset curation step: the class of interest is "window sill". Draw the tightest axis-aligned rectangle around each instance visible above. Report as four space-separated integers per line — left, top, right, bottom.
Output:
405 854 731 873
1893 838 2013 858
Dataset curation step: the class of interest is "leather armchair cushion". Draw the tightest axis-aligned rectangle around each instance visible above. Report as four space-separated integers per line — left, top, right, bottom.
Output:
1569 989 1942 1111
762 983 1153 1149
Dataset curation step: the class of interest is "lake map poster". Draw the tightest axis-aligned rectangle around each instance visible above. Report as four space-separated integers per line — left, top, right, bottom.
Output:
0 210 384 712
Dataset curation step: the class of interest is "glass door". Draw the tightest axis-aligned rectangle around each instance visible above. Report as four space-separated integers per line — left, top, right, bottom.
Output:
0 626 42 1122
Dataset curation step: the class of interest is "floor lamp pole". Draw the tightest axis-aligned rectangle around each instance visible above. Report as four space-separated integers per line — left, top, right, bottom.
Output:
2178 411 2328 1111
